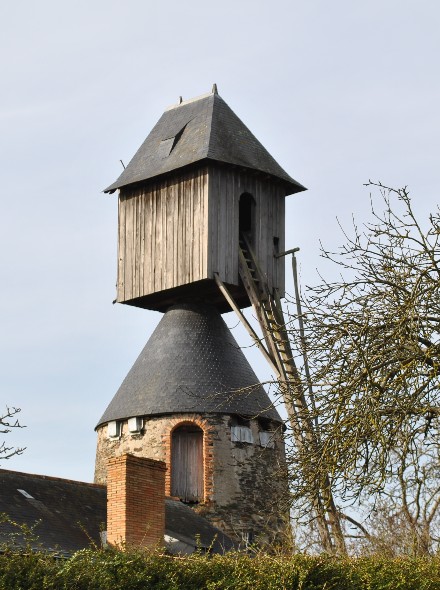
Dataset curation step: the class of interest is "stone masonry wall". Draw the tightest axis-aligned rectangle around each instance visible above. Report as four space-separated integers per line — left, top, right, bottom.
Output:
95 413 290 545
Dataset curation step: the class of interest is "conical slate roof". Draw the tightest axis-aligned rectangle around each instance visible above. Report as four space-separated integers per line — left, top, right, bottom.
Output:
97 304 282 427
104 90 305 195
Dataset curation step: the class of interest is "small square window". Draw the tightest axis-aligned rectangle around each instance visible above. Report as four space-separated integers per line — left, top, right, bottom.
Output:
107 421 120 438
259 431 275 449
231 425 254 444
128 417 143 433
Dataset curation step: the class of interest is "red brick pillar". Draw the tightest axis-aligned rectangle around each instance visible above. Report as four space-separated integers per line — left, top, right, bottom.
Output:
107 454 166 548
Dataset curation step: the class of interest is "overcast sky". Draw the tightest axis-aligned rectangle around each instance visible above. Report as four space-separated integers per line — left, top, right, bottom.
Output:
1 1 439 482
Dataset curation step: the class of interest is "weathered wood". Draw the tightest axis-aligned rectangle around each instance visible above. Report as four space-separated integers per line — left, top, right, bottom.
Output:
214 273 277 373
116 164 287 310
171 425 204 502
117 169 210 303
208 166 286 294
117 196 125 301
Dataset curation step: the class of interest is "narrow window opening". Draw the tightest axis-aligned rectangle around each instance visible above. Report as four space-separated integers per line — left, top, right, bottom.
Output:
239 193 256 243
17 489 35 499
171 424 204 503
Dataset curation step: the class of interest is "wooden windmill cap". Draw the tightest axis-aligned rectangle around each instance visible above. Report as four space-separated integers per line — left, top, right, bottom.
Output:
104 90 306 195
96 303 282 428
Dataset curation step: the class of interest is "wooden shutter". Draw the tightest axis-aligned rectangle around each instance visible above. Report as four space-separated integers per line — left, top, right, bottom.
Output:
171 425 203 502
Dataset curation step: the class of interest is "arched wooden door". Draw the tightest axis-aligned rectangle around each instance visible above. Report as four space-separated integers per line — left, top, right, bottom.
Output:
171 424 204 502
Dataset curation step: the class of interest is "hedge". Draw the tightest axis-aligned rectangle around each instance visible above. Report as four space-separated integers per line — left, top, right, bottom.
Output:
0 547 439 590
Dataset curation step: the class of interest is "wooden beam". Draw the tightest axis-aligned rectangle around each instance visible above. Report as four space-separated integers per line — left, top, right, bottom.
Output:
214 273 278 375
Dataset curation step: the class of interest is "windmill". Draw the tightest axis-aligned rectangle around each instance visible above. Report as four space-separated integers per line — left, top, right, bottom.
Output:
95 87 328 546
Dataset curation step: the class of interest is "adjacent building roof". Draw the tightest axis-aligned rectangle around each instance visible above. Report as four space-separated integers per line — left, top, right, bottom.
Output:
164 500 235 554
0 469 106 556
104 90 306 195
97 303 282 427
0 469 234 555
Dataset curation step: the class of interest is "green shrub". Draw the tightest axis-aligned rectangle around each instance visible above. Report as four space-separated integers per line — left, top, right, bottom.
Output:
55 548 179 590
356 556 440 590
0 546 439 590
0 549 59 590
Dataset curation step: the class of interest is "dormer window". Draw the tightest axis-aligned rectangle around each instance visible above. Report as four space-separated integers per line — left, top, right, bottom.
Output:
157 122 189 158
107 421 121 439
230 417 253 444
128 416 143 434
259 431 275 449
158 137 175 158
258 418 275 448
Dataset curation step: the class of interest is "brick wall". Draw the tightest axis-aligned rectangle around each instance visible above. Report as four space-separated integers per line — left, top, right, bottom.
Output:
107 454 166 548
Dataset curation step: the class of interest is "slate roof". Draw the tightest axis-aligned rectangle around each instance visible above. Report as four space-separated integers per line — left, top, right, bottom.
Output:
164 500 235 554
104 90 306 195
0 469 106 556
0 469 234 555
97 303 282 427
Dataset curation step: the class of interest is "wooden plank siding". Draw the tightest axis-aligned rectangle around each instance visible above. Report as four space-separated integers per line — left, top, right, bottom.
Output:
208 166 286 295
116 164 286 307
117 168 209 303
171 425 204 502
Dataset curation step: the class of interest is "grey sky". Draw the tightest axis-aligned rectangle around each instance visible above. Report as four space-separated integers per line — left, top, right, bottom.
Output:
1 1 439 481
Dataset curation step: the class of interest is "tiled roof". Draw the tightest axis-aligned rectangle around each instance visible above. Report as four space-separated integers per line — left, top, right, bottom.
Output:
104 91 305 195
97 304 282 427
0 469 234 555
0 469 106 556
164 500 235 553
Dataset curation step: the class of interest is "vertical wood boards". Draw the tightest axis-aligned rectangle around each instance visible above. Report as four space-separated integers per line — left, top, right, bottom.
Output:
116 164 287 305
171 426 204 502
117 168 209 302
208 166 286 296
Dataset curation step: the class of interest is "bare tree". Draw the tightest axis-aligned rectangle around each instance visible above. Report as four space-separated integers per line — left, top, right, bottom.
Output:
284 183 440 551
0 406 25 461
355 434 440 556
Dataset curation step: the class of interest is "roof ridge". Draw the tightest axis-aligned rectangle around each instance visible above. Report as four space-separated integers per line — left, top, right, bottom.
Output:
164 90 214 111
0 468 106 489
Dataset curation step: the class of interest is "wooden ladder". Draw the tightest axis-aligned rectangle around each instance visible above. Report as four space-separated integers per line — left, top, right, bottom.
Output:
237 233 298 386
216 235 345 553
